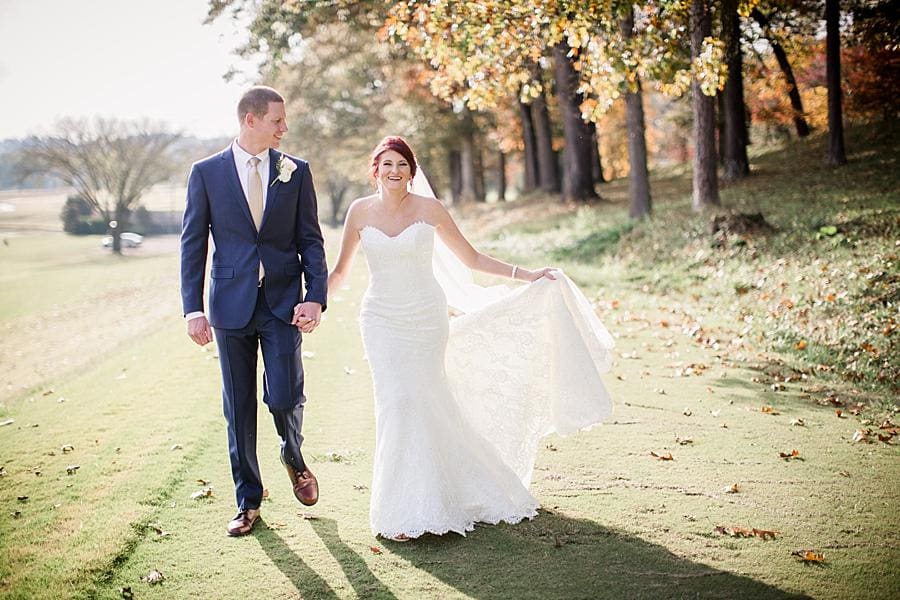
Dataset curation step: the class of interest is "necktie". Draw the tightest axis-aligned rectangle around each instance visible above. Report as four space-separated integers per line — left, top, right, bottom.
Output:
248 157 265 283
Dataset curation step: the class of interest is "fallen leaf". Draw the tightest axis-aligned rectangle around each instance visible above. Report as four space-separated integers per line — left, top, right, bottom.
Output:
343 367 356 375
761 405 780 415
149 524 171 538
753 528 778 540
61 444 74 453
790 418 806 427
170 444 183 451
675 436 693 446
838 470 851 477
0 419 14 427
724 483 740 494
66 465 80 475
795 340 807 350
715 526 753 538
370 546 383 554
262 488 270 500
11 510 21 518
654 388 666 395
301 351 316 359
792 549 825 563
269 522 287 530
683 409 692 416
650 451 674 461
546 443 558 451
196 479 210 486
17 495 28 502
353 484 368 491
297 512 319 520
120 586 134 599
779 449 800 460
852 430 870 443
143 569 165 585
190 487 214 500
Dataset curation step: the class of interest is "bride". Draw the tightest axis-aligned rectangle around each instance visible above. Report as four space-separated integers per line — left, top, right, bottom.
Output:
327 136 614 541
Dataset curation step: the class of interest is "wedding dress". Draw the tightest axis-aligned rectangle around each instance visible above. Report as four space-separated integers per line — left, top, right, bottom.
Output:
358 218 614 539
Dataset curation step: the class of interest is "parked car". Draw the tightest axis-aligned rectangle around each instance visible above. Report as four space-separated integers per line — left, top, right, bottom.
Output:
101 232 144 248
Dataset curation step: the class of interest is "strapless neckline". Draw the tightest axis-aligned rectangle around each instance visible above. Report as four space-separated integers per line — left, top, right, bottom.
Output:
359 220 434 240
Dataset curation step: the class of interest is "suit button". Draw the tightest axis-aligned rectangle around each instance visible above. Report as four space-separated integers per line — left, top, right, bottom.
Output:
256 240 262 246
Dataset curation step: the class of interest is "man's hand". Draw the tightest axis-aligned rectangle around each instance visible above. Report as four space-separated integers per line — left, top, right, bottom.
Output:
187 315 213 346
292 302 322 334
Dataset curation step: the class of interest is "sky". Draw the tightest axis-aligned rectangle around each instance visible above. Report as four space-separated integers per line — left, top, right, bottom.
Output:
0 0 260 140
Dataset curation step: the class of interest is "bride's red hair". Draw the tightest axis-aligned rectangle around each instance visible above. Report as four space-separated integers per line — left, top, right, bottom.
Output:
369 136 417 184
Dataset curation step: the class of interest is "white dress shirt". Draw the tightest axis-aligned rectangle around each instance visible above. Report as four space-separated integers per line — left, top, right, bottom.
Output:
185 140 271 323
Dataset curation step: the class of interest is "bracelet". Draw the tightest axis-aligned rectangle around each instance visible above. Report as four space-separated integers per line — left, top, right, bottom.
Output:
511 265 518 280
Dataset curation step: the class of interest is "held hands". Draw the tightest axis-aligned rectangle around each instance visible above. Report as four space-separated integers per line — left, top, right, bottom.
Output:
292 301 323 334
187 316 213 346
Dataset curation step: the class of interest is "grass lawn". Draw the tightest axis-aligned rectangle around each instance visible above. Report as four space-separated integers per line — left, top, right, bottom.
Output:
0 124 897 599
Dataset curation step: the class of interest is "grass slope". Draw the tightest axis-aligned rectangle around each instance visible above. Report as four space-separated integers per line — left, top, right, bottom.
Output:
0 123 897 599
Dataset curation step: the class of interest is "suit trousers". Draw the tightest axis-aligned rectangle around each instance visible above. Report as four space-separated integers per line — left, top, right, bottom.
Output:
214 287 307 511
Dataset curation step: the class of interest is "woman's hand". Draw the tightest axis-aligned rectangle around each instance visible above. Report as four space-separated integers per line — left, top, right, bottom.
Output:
522 267 558 282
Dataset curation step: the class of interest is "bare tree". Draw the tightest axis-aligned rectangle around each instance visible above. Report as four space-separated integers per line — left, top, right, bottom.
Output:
21 118 181 253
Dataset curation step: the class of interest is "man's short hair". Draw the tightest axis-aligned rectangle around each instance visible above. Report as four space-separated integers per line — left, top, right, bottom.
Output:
237 86 284 122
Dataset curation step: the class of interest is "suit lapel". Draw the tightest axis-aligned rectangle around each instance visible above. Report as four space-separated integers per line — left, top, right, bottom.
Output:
220 147 256 230
261 148 283 230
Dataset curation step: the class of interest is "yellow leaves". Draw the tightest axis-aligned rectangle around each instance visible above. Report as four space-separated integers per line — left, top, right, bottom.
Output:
691 36 727 96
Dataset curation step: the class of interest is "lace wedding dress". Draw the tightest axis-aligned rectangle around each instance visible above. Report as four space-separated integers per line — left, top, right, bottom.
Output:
358 220 614 539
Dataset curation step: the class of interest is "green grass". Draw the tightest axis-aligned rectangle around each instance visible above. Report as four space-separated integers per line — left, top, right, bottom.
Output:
0 123 898 599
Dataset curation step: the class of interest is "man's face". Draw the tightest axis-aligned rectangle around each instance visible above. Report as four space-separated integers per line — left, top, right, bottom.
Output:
249 101 288 149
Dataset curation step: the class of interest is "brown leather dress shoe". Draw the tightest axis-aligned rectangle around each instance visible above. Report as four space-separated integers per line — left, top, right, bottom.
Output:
226 508 260 536
282 458 319 506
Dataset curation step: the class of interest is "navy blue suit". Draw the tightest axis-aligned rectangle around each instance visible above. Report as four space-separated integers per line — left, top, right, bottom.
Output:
180 146 327 511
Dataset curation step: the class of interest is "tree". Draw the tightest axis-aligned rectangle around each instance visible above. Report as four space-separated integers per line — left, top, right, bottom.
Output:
620 8 652 218
721 0 750 179
553 42 599 202
825 0 848 165
690 0 721 210
21 118 181 253
750 7 811 137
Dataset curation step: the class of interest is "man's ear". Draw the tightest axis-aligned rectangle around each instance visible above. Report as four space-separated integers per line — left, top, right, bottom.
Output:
244 112 255 128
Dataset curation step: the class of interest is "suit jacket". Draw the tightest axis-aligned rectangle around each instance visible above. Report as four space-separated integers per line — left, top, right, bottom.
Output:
180 146 327 330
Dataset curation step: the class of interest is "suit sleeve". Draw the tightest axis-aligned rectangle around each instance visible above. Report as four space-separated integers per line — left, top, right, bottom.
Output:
295 162 328 310
180 164 211 316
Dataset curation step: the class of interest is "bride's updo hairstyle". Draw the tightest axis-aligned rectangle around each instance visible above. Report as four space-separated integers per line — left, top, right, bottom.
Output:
369 136 418 186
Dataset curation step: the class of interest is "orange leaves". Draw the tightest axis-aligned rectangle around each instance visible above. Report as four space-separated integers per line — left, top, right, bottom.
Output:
715 526 779 540
792 549 826 563
794 340 807 350
650 451 674 461
760 405 781 415
779 449 801 460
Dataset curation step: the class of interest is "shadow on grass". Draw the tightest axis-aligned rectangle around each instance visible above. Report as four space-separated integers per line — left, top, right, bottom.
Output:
254 517 339 599
388 511 810 600
310 517 399 600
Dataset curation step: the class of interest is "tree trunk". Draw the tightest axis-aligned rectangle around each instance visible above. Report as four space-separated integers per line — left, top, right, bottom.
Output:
474 145 486 202
589 123 606 183
552 42 598 202
691 0 720 210
751 9 810 137
518 100 538 192
449 150 462 204
621 10 652 219
460 134 478 203
825 0 847 165
722 0 750 180
497 150 507 202
531 87 560 193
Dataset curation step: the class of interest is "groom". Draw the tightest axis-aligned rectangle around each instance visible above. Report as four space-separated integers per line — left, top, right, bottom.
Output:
180 86 327 536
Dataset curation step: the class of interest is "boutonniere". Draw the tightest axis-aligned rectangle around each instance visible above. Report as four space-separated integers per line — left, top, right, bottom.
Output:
271 153 297 186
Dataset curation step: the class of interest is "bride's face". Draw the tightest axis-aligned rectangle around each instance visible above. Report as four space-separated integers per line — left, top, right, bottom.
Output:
377 150 411 192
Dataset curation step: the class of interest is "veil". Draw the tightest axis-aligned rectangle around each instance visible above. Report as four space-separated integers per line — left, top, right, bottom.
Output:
410 168 510 314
